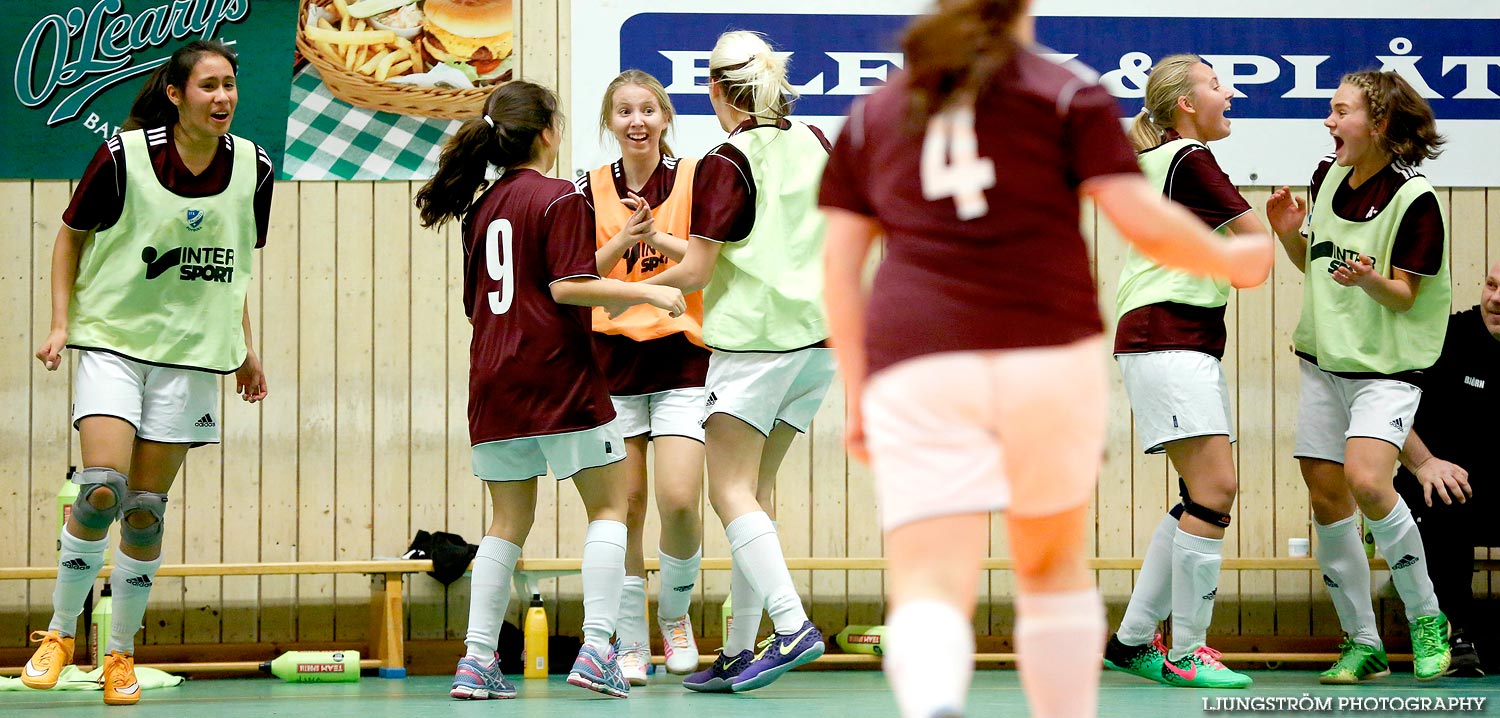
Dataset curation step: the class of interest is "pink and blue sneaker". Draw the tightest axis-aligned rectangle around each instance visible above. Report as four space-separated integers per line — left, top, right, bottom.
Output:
730 620 825 692
681 649 754 693
566 643 630 698
449 652 516 700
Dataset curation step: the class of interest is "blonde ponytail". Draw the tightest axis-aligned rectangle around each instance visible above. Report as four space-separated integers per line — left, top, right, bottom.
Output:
708 31 796 119
1133 53 1203 151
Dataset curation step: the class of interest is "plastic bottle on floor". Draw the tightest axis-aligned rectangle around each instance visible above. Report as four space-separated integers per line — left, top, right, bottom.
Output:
523 594 549 678
260 650 361 682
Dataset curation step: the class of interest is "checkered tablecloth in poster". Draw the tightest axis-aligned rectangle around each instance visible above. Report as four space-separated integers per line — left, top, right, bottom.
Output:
283 66 460 180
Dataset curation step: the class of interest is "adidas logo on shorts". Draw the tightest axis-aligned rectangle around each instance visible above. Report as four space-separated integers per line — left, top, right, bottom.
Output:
706 392 718 408
1391 554 1420 570
126 575 153 588
61 558 90 571
672 583 696 593
1202 588 1218 601
1323 574 1339 589
194 413 216 428
1389 418 1403 430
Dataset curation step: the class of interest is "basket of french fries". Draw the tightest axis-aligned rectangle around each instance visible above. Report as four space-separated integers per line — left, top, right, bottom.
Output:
296 0 512 120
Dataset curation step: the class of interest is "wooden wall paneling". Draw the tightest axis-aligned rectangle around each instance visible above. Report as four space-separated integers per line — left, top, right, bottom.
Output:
1450 189 1486 307
258 182 302 642
405 184 449 640
181 400 225 645
296 182 338 642
219 256 264 644
444 221 481 638
372 182 413 562
334 183 375 641
1091 198 1135 625
28 183 73 638
1233 188 1276 638
1273 188 1319 639
0 182 32 645
777 423 814 620
811 377 849 634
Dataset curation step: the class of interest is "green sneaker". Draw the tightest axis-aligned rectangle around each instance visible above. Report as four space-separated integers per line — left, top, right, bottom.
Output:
1411 613 1452 680
1319 637 1390 684
1160 646 1253 688
1103 633 1169 684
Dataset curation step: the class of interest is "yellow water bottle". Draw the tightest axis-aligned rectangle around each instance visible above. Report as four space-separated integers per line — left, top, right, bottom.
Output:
721 594 733 639
91 584 112 667
523 594 549 678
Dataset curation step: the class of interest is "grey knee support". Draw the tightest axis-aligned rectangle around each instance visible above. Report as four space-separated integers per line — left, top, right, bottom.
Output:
71 468 128 530
120 491 169 546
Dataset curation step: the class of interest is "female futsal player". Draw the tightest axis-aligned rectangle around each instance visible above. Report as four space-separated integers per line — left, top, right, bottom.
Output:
820 3 1274 716
26 40 272 706
416 80 684 700
1266 69 1452 684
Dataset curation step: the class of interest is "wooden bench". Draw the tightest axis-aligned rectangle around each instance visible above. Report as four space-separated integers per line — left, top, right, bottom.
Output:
3 556 1496 675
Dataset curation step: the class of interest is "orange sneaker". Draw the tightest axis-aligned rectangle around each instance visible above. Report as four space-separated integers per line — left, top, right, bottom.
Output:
102 651 141 705
21 630 74 689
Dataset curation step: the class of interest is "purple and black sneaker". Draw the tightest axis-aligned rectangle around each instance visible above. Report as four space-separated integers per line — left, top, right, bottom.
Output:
731 620 825 692
681 649 754 693
450 652 516 700
566 643 630 698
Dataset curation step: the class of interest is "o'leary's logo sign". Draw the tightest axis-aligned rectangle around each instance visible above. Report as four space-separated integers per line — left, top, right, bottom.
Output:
14 0 249 132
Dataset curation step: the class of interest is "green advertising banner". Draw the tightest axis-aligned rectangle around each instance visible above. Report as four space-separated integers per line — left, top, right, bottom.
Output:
2 0 297 180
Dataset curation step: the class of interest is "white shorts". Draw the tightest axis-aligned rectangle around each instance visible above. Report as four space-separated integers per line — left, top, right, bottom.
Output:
471 420 627 482
1116 350 1235 455
1293 359 1421 463
703 348 836 435
72 350 221 445
612 387 707 443
863 337 1108 532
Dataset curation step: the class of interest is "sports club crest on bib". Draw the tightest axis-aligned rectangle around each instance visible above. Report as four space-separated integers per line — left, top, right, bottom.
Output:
185 208 205 232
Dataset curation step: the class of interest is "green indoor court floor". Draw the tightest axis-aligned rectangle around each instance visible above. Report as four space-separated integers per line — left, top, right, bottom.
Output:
4 670 1498 717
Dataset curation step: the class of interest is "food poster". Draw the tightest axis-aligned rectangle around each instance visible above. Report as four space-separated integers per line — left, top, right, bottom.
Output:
285 0 516 180
2 0 297 180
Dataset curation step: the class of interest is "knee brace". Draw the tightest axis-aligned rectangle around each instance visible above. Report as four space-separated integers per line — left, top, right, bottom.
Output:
119 490 169 546
71 468 128 530
1178 477 1232 529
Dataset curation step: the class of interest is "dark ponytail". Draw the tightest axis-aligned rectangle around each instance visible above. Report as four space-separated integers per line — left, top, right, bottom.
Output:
417 81 562 230
902 0 1026 122
121 40 238 132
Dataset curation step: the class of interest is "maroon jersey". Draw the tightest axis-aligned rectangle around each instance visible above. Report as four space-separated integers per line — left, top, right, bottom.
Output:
63 127 275 247
692 118 833 243
1114 130 1252 359
1308 156 1444 276
463 169 614 445
819 50 1140 377
578 156 711 395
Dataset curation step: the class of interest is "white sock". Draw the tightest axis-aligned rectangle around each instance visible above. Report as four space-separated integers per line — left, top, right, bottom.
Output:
726 511 806 634
725 557 763 655
1116 509 1178 645
465 536 521 662
885 600 973 718
107 552 162 654
656 547 701 620
616 576 649 649
581 520 627 651
48 529 109 636
1015 589 1106 718
1169 530 1223 661
1313 516 1380 648
1365 499 1441 620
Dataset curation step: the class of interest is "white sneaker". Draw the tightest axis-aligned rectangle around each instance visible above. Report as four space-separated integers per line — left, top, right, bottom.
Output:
617 642 651 686
658 613 700 674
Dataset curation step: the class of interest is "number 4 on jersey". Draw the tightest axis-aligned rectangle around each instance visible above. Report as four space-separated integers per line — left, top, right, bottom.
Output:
920 105 995 221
